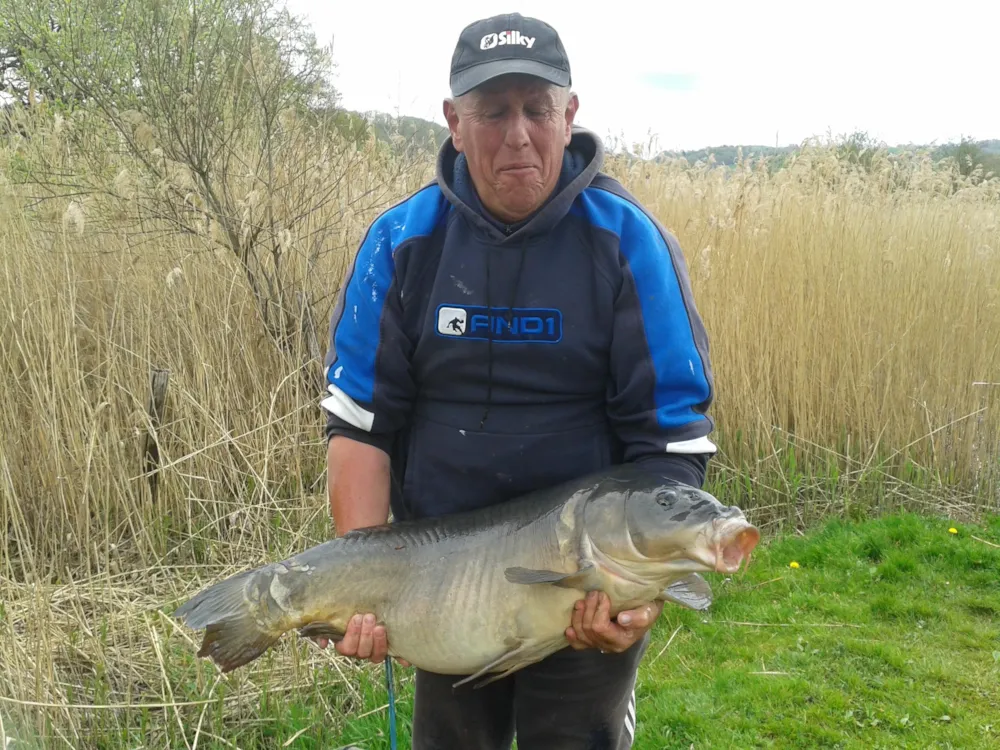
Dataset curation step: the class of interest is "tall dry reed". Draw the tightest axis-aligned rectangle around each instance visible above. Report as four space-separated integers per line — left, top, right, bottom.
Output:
604 147 1000 523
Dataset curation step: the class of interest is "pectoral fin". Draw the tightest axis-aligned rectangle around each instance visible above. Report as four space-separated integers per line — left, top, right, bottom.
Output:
657 573 713 611
503 561 597 590
452 636 566 689
296 621 345 642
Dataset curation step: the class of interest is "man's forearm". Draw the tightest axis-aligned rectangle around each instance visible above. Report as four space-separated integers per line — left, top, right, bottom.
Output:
327 436 391 536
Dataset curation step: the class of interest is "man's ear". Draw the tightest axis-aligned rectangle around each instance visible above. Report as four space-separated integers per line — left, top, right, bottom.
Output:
443 98 463 152
564 92 579 144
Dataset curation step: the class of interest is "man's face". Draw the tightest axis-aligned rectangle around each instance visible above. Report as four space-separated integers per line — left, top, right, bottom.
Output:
444 74 579 224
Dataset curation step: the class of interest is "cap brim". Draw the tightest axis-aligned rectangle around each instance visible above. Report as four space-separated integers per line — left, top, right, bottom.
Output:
450 59 570 97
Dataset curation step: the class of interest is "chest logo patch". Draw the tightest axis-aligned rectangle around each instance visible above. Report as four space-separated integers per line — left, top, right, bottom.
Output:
437 306 468 336
435 304 562 343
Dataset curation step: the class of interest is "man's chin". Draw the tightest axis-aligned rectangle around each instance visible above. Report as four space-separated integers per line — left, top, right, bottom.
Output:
492 184 547 220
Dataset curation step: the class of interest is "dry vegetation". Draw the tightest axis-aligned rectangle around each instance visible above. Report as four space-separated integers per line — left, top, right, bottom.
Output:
1 100 998 745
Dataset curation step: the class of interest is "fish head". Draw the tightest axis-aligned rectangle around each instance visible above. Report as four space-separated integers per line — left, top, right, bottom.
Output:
583 469 760 579
625 481 759 574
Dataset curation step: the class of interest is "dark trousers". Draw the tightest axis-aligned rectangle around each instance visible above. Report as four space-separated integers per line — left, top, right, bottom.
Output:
410 634 649 750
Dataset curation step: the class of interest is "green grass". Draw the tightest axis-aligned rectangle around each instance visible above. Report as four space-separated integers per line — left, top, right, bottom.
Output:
624 512 1000 749
3 511 997 749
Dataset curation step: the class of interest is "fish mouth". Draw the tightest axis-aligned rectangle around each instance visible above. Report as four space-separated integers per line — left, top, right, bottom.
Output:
712 521 760 573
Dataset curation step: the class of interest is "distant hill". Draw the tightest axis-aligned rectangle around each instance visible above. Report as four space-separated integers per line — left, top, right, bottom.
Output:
306 106 449 154
656 137 1000 175
654 144 799 166
363 112 450 152
322 108 1000 177
939 138 1000 157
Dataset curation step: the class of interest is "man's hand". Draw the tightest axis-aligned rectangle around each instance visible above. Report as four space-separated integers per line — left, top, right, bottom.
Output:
565 591 662 653
311 613 410 667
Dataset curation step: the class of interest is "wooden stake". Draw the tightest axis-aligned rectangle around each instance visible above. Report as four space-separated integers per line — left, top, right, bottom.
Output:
297 291 323 392
142 368 170 504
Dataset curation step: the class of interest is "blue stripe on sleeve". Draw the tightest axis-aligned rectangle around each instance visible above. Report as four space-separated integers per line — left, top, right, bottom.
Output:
328 184 448 405
578 186 712 430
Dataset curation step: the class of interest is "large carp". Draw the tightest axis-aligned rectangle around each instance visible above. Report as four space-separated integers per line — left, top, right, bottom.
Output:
174 464 759 687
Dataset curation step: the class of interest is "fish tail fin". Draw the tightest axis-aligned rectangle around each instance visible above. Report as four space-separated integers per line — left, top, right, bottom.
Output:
174 570 282 673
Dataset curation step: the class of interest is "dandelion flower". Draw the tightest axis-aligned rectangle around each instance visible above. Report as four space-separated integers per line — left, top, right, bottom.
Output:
789 561 800 569
948 527 958 534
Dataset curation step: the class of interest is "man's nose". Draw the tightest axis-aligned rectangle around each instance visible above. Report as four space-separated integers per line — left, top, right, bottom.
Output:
503 111 531 149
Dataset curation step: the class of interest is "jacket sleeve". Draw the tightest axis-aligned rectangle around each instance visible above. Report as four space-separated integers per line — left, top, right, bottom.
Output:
605 206 717 488
321 213 416 455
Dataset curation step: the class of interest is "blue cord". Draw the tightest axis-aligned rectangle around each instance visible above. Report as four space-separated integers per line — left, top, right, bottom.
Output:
384 656 398 750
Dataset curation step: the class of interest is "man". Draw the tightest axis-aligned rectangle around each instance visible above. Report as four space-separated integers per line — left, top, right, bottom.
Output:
318 12 716 749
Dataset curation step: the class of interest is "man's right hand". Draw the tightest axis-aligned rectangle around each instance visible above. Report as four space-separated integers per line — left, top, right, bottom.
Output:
312 613 409 667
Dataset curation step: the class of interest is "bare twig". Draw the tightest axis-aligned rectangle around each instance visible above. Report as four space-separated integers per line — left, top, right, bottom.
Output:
714 621 863 629
651 624 684 664
750 576 784 590
971 535 1000 549
283 723 318 747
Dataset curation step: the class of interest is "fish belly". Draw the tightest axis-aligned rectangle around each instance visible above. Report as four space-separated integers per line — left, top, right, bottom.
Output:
374 530 582 676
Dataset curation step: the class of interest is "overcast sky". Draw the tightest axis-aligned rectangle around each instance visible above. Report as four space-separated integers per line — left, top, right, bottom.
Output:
283 0 998 152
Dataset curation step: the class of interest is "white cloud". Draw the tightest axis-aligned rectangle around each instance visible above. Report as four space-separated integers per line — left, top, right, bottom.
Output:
284 0 999 150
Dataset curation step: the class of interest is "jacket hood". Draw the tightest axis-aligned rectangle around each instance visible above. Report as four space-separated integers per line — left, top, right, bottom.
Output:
435 125 605 243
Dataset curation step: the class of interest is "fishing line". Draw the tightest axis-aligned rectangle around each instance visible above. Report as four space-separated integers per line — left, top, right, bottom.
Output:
384 656 398 750
384 469 403 749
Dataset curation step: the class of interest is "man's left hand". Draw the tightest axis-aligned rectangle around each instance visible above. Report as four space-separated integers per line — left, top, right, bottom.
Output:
565 590 662 653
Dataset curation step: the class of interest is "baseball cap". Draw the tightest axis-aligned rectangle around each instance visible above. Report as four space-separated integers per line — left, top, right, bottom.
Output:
449 13 572 97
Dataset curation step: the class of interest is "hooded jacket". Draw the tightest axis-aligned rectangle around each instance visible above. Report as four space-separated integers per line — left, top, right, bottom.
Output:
322 126 716 521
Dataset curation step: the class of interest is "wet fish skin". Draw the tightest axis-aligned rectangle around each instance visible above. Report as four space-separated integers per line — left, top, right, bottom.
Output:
173 464 760 685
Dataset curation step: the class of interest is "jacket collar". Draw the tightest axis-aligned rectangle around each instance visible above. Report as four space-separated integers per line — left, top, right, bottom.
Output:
435 125 605 243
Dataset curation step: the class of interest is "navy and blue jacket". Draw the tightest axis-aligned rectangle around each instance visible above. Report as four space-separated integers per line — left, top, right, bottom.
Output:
322 126 716 521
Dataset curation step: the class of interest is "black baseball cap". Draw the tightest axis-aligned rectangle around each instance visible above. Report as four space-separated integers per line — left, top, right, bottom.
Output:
449 13 572 97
